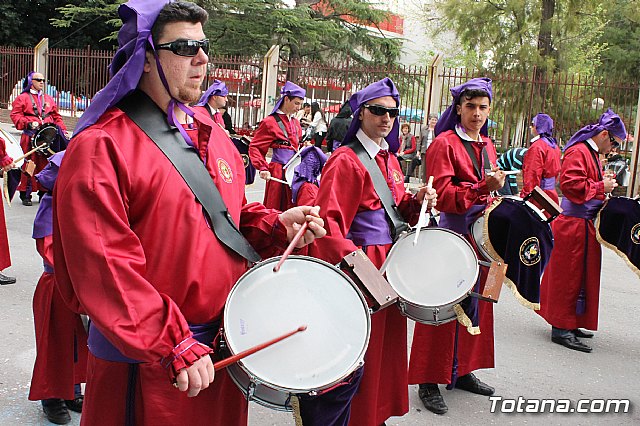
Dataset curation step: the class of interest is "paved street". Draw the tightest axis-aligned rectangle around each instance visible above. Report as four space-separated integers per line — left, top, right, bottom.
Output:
1 121 639 425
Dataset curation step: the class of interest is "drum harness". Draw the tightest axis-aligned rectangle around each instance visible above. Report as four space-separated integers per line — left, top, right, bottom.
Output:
347 140 408 240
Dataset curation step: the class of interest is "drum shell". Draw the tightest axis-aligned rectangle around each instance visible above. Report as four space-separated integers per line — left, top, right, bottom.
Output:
382 227 479 325
222 255 370 411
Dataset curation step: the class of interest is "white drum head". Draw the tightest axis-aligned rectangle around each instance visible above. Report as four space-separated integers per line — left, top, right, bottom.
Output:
383 228 478 307
284 154 301 186
0 128 23 167
224 256 370 392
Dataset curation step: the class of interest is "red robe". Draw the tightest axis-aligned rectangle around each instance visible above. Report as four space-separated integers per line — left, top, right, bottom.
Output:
538 142 605 330
409 129 496 385
10 91 67 193
309 143 420 426
0 137 12 270
293 181 318 207
248 113 301 210
29 236 88 401
53 106 289 426
521 137 561 204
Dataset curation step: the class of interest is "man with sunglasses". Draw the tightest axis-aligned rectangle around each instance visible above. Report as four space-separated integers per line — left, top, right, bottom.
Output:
538 109 625 353
307 78 437 426
51 2 325 425
520 113 561 204
249 81 305 211
10 71 68 206
409 78 504 416
195 78 229 130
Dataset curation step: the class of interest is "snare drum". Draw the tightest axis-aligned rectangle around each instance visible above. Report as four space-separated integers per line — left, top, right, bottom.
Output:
596 196 640 276
381 227 479 325
31 123 68 157
470 196 553 308
0 128 24 167
222 255 370 411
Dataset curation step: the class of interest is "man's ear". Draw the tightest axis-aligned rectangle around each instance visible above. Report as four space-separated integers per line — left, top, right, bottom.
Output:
143 50 153 73
455 104 461 115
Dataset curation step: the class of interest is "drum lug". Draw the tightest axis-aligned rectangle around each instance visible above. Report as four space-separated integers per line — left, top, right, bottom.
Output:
309 390 318 396
398 301 407 315
246 380 257 401
432 307 439 324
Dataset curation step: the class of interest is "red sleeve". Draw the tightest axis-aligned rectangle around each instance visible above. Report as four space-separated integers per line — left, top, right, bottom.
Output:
426 133 492 214
520 143 544 197
248 116 279 172
10 94 32 131
239 201 290 256
295 182 318 207
0 137 12 166
45 96 67 132
559 145 605 204
404 136 417 155
53 129 203 368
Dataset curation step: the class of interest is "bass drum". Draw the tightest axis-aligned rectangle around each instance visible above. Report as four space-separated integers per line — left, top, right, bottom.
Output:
222 255 370 411
0 128 24 167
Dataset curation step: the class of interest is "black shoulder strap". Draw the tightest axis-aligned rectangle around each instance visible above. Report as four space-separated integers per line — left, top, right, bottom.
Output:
583 141 603 180
273 114 289 140
347 139 408 239
117 90 261 264
459 135 491 179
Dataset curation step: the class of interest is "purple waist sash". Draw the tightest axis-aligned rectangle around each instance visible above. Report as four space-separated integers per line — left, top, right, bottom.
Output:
560 198 603 220
439 204 486 235
271 148 295 165
346 209 393 247
88 320 220 364
540 177 556 190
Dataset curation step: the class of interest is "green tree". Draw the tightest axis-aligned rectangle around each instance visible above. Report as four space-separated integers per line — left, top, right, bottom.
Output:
596 0 640 80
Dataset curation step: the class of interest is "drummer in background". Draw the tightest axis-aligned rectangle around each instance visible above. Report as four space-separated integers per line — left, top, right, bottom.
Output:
0 135 17 285
291 146 327 207
10 71 68 206
538 109 625 353
194 78 228 129
51 2 325 424
306 78 437 426
520 113 561 203
409 77 505 415
248 81 305 210
496 146 527 196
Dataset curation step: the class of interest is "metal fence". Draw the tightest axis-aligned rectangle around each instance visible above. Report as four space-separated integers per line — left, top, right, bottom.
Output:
0 46 33 109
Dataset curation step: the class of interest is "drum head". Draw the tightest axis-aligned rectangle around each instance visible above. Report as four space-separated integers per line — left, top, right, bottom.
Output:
0 128 23 167
384 228 478 307
33 124 58 146
284 154 301 186
224 256 370 392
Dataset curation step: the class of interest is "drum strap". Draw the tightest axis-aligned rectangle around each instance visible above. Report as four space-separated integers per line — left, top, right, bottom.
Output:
118 90 261 264
460 136 491 180
274 114 296 146
583 142 603 180
347 139 408 240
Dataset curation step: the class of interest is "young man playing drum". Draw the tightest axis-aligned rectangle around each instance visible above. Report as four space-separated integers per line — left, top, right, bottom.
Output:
51 2 325 425
307 78 437 426
409 78 505 415
520 113 561 203
538 109 625 353
10 71 68 206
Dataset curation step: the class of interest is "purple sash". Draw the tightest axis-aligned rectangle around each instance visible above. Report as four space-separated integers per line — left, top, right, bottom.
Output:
539 177 556 190
560 198 603 220
271 148 295 165
346 209 393 246
439 204 486 235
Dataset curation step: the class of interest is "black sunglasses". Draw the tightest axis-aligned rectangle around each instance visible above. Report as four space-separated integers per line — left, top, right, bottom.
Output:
609 135 620 149
32 78 45 82
364 104 400 118
156 39 209 57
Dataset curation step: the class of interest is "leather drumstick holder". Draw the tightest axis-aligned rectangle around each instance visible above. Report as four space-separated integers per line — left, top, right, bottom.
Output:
478 261 508 303
524 186 563 222
341 249 398 312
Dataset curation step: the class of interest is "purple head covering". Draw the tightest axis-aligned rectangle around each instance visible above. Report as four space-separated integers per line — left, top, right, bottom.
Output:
22 71 36 93
291 146 327 204
564 108 627 151
270 81 306 115
74 0 172 135
343 77 401 152
532 113 557 148
434 77 493 137
196 79 229 106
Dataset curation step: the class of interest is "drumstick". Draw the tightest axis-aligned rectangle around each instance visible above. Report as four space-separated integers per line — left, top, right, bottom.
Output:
273 221 309 272
214 325 307 371
413 176 434 246
9 142 48 167
486 170 520 176
268 177 289 185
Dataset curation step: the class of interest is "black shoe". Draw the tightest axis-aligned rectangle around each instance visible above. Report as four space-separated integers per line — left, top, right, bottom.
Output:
552 335 592 353
65 395 83 413
0 272 16 285
572 328 594 339
42 399 71 425
418 383 448 415
22 198 32 206
454 373 495 396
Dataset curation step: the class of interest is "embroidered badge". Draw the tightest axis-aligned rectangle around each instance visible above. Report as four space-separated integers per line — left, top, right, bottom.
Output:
392 170 403 184
519 237 541 266
217 158 233 184
631 224 640 245
241 154 250 169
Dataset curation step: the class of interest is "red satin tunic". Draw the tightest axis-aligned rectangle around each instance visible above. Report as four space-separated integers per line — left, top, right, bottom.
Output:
521 137 561 203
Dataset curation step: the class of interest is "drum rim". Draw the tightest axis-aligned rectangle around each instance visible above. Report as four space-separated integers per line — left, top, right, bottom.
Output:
223 255 371 394
382 227 480 304
0 128 23 167
33 123 59 145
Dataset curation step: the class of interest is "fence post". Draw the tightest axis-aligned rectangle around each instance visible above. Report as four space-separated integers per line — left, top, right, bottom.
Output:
424 54 443 118
34 38 48 79
260 45 279 122
628 86 640 197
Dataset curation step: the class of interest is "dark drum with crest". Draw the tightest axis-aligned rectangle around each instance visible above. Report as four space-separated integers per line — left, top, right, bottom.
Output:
231 136 256 185
30 123 68 157
596 196 640 277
